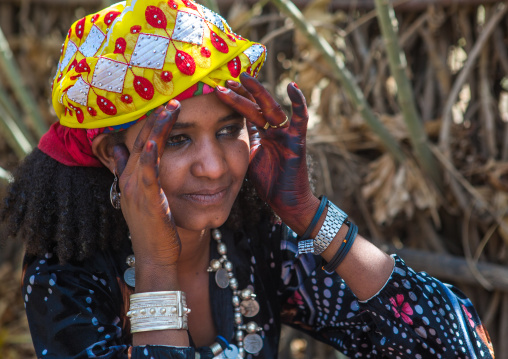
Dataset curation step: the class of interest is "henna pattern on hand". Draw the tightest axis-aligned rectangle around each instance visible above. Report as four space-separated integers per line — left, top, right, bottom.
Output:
216 74 315 228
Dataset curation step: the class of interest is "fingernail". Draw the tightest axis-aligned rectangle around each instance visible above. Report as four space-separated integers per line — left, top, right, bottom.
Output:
166 99 180 111
216 85 230 93
292 82 299 89
240 72 252 78
226 80 240 88
146 140 154 152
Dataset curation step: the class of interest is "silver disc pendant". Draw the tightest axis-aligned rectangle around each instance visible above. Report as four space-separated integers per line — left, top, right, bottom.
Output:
224 344 239 359
124 267 136 287
215 268 229 289
240 299 260 317
244 333 263 354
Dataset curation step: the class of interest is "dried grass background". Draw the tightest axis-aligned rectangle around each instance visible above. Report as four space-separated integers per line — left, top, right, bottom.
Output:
1 0 508 358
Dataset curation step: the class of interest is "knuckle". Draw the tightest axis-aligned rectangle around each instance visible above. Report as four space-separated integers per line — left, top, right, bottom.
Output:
141 172 156 187
132 139 144 152
122 180 134 199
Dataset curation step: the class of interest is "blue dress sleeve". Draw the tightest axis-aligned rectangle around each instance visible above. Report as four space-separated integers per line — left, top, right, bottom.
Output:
277 227 495 358
22 251 195 359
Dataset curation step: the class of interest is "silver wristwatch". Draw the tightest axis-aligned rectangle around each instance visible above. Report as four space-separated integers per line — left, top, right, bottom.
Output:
298 201 347 255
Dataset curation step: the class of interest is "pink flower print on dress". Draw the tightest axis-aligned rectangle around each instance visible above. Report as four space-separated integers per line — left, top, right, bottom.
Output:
462 304 475 328
287 290 304 306
389 294 414 325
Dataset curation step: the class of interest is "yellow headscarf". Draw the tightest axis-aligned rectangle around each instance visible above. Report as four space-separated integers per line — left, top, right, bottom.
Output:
52 0 266 129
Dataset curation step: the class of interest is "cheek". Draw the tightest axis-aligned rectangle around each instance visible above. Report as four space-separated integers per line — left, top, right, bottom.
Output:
157 155 186 197
232 133 250 178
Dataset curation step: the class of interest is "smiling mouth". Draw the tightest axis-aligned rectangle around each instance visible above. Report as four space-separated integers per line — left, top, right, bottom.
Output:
183 187 229 205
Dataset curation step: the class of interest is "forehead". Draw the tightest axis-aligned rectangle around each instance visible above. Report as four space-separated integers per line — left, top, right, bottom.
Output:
123 92 235 141
177 93 232 123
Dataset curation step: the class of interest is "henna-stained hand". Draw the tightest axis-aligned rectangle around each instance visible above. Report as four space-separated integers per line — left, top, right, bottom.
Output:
113 100 183 271
215 73 318 235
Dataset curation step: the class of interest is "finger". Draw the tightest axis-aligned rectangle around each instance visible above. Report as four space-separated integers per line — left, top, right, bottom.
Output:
239 72 287 128
139 140 160 190
113 144 129 178
247 122 260 149
225 80 256 103
130 105 164 161
287 82 309 137
215 86 268 130
147 100 181 160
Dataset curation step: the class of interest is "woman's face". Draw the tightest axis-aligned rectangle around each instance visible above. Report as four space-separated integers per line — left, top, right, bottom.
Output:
123 93 250 231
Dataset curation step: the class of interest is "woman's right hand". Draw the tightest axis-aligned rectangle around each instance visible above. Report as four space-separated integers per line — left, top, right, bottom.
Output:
113 100 182 290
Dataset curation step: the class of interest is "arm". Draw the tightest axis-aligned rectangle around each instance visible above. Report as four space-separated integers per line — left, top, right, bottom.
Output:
215 74 394 301
216 74 494 357
22 252 194 358
278 228 495 358
106 101 188 347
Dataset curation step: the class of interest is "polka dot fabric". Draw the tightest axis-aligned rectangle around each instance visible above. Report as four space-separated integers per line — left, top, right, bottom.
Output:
278 227 495 358
51 0 266 130
22 220 494 358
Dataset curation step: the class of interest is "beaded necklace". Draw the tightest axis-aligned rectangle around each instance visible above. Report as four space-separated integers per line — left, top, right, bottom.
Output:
123 228 263 358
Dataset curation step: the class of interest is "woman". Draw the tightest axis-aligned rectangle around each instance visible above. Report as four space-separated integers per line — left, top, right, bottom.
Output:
1 0 495 358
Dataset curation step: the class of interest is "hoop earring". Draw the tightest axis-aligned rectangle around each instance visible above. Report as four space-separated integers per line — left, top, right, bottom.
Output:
110 171 121 210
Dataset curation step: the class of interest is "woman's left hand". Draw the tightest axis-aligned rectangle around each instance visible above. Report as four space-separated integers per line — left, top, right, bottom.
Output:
215 73 318 234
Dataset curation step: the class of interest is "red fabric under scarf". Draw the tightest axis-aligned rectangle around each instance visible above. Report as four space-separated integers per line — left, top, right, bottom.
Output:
38 83 214 167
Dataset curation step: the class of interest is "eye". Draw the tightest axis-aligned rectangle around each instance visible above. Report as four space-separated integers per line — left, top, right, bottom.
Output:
217 124 242 137
166 134 189 147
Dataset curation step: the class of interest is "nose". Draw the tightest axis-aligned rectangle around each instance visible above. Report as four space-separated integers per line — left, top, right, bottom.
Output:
190 138 228 180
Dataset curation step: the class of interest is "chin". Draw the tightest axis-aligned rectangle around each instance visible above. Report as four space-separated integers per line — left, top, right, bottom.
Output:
173 210 231 232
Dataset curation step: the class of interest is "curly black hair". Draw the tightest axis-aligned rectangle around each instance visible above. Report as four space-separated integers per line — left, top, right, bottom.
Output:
1 147 270 263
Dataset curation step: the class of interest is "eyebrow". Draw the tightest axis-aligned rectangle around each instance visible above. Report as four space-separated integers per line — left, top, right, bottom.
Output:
172 112 243 130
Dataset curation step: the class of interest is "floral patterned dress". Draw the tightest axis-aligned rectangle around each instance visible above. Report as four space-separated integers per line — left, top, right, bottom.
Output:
22 219 495 358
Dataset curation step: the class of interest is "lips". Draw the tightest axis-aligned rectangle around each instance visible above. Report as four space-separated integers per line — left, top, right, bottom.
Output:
182 186 229 205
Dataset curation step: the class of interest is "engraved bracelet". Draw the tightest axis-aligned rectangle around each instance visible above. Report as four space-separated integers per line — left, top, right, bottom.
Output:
127 291 190 333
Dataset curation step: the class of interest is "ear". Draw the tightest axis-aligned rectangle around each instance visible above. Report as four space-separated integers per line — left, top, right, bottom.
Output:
92 134 115 174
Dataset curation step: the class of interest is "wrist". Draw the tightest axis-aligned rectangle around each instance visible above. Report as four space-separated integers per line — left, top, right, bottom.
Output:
279 193 321 236
135 262 180 293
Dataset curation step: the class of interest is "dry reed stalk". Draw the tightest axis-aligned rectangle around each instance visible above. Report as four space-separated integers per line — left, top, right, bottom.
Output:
430 144 508 233
483 290 501 329
374 0 442 188
479 34 497 158
271 0 406 163
462 205 494 290
0 166 11 184
0 26 47 138
0 105 33 158
439 2 507 155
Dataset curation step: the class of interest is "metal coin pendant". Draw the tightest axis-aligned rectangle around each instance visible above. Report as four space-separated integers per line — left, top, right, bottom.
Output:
240 299 260 317
224 344 239 359
244 333 263 354
215 268 229 289
124 267 136 287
